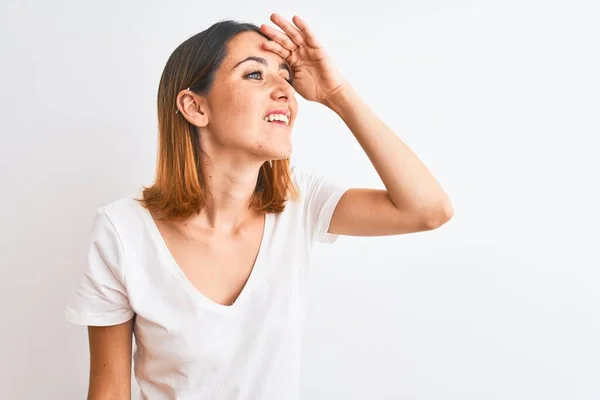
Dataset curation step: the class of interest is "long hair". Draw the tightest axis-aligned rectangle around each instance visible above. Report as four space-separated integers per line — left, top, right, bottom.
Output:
136 20 298 221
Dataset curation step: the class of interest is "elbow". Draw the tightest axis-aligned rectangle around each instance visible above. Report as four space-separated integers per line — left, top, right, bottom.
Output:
422 200 454 230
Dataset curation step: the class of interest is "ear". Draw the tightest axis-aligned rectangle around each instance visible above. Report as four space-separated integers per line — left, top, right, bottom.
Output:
176 89 209 127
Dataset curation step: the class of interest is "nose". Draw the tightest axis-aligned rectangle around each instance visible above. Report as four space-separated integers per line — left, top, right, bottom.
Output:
270 76 295 102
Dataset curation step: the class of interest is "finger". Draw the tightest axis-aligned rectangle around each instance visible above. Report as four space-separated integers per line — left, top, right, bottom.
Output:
269 13 305 47
259 24 298 52
291 15 321 48
261 40 292 60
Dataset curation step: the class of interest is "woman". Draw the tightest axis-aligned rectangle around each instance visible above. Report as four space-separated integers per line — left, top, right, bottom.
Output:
65 14 453 400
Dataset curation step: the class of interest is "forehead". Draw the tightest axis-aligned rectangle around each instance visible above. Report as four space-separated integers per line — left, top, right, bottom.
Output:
223 31 288 68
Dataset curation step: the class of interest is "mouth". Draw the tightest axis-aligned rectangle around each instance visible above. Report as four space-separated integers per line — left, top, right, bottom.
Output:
263 110 291 126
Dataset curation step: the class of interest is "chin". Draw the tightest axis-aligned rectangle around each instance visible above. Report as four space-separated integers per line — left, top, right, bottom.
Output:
257 145 293 162
254 137 293 160
269 148 293 161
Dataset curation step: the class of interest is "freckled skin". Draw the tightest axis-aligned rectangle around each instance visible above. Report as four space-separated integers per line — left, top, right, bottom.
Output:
200 31 297 163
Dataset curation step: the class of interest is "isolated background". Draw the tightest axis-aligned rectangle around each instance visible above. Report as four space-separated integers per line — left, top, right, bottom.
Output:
1 0 599 398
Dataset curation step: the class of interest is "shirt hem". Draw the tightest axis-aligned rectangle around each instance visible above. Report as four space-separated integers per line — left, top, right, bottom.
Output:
64 307 135 326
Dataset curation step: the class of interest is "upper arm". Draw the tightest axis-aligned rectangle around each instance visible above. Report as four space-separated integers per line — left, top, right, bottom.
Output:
87 318 134 400
64 208 136 398
295 168 452 241
328 188 453 237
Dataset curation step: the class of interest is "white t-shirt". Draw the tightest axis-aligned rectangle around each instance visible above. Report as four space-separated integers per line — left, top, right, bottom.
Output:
65 167 349 400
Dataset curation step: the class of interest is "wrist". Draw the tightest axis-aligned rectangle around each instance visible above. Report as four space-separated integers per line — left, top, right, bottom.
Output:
322 83 358 116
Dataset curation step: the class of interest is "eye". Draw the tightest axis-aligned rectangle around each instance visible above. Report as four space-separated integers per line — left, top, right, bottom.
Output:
245 69 264 80
244 69 294 85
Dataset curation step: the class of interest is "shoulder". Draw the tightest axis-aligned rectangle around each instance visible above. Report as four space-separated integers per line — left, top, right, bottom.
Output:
99 195 143 220
289 165 331 199
289 165 348 203
284 165 349 244
93 194 148 249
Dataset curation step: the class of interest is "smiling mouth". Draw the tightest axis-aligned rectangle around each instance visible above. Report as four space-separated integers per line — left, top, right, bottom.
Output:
263 114 290 126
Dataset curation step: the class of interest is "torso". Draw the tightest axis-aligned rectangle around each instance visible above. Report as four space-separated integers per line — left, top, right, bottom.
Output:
66 167 346 399
151 211 267 307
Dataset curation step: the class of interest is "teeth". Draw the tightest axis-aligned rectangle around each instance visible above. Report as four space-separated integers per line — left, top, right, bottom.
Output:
264 113 290 125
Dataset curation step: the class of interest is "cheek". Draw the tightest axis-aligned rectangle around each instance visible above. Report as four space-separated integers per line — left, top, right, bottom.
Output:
255 130 273 148
228 85 259 115
211 83 272 141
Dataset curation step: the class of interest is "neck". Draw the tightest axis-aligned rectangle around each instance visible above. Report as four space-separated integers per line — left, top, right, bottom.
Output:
192 154 265 233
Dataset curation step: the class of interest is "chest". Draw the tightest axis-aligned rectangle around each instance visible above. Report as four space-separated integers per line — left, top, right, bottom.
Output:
128 209 312 371
153 215 267 307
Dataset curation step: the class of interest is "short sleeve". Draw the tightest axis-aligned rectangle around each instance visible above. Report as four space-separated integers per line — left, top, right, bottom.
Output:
294 168 350 244
64 208 134 326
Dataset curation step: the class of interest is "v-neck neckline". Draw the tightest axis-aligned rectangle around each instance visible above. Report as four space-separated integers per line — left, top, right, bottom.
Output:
138 199 272 314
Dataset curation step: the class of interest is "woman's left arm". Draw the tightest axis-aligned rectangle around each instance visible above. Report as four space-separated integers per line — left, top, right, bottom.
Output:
323 84 453 236
261 13 453 236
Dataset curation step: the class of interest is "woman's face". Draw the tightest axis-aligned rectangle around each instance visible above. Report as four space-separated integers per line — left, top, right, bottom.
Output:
200 31 298 162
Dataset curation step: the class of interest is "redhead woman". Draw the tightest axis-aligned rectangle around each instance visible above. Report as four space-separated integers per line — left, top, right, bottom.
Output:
65 13 453 400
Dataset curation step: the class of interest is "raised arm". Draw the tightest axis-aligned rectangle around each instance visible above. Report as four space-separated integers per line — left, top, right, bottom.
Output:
325 85 453 236
260 14 453 236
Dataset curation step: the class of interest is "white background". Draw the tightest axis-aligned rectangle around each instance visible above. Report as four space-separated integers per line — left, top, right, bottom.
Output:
1 0 599 399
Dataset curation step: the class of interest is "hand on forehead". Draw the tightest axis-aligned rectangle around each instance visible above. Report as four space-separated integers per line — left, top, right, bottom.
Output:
225 31 290 70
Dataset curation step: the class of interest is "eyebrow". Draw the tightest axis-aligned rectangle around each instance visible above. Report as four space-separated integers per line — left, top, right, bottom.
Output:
231 56 291 76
